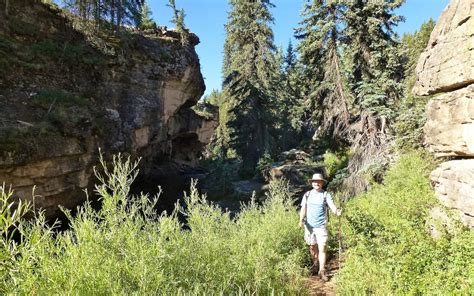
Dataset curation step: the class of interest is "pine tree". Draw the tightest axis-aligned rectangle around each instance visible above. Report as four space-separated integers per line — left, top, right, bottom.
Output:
167 0 189 46
139 1 156 30
283 40 296 73
295 0 350 142
338 0 406 195
223 0 277 175
343 0 405 123
274 41 302 150
61 0 144 31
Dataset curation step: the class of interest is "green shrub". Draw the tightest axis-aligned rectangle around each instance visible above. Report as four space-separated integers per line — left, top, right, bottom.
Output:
324 148 350 179
324 148 351 192
336 153 474 294
256 151 274 180
1 154 308 294
0 185 57 291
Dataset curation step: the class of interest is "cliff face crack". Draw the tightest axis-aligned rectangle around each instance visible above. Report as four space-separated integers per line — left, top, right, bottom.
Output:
428 80 474 95
458 15 470 26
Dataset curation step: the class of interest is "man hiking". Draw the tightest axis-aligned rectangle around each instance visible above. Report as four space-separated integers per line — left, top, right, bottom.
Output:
299 173 341 281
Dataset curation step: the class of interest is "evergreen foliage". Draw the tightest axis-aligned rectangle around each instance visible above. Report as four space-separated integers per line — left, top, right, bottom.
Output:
272 42 303 151
61 0 144 31
294 0 405 151
343 0 405 121
395 19 436 149
222 0 276 85
167 0 189 46
296 0 350 141
292 0 407 195
227 77 274 176
222 0 278 175
203 90 233 159
139 1 156 30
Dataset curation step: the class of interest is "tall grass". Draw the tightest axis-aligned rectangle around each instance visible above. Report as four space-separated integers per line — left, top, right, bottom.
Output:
0 154 308 294
336 153 474 294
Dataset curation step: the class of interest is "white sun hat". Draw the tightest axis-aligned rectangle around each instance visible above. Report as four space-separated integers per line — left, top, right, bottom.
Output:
308 173 326 183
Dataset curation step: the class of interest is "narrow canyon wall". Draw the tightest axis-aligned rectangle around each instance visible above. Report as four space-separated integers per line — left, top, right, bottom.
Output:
0 0 217 218
414 0 474 227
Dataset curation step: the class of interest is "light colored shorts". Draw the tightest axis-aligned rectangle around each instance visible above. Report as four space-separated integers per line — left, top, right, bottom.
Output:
304 226 328 246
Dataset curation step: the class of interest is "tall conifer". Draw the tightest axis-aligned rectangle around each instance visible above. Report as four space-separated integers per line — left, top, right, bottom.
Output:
343 0 405 123
296 0 350 142
341 0 405 194
62 0 144 30
223 0 277 175
139 1 156 30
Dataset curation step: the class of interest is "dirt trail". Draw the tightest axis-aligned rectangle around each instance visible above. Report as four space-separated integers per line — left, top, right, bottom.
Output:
306 256 340 296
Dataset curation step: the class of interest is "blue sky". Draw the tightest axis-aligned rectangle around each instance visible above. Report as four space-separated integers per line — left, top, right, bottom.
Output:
149 0 450 97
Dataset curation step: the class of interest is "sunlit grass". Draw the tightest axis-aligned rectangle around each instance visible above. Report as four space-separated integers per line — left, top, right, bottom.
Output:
0 154 308 294
336 153 474 295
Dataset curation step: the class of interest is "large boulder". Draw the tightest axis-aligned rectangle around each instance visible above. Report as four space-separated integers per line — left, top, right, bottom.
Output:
413 0 474 96
0 0 217 218
430 159 474 227
270 150 325 197
424 84 474 157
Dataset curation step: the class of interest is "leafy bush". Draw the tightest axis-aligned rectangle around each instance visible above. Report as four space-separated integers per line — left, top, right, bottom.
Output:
324 148 351 192
200 157 241 199
256 151 274 180
0 155 308 294
324 148 350 179
0 185 56 290
336 153 474 294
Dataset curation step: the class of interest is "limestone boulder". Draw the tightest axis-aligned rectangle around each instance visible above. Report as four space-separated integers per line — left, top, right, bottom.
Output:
424 84 474 157
413 0 474 96
430 159 474 227
231 180 265 201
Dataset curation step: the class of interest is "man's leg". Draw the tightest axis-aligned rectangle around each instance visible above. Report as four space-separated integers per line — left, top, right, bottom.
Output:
317 242 328 281
309 244 318 274
310 244 318 263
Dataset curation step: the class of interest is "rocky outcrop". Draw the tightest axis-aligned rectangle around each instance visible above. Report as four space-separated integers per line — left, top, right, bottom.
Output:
430 160 474 226
424 84 474 157
414 0 474 228
413 0 474 95
0 0 217 218
270 149 325 197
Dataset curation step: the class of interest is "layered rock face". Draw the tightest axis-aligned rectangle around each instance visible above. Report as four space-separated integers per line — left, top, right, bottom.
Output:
0 0 217 218
413 0 474 96
414 0 474 227
424 84 474 157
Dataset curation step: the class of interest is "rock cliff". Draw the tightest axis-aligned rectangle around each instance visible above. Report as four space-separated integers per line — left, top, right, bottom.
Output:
0 0 217 218
414 0 474 227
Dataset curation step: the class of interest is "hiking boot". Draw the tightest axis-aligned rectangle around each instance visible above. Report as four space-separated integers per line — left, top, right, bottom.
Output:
311 263 319 276
319 270 328 282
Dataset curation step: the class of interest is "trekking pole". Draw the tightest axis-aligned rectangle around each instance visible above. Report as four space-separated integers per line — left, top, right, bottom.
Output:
338 194 344 271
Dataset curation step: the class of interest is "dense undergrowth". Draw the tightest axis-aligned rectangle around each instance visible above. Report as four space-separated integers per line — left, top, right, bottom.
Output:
336 153 474 294
0 155 307 294
2 153 473 294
